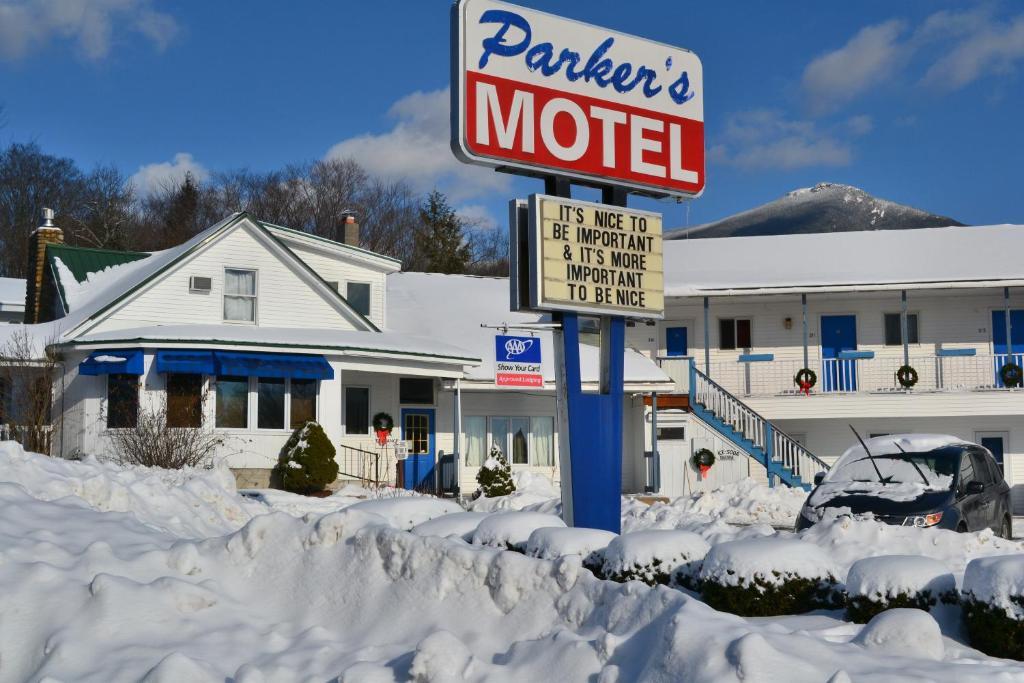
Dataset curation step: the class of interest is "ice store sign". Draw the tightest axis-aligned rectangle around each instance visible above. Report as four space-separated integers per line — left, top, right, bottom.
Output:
495 335 543 388
452 0 705 198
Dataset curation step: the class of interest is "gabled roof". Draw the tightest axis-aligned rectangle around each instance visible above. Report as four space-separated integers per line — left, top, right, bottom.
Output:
46 244 149 281
262 222 402 271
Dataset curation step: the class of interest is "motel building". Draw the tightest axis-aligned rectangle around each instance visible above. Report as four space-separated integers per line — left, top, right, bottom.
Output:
3 209 1024 515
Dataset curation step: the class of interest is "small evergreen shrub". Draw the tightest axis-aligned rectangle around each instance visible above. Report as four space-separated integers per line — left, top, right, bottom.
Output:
699 538 842 617
594 530 710 589
961 555 1024 660
274 422 338 494
476 443 515 497
844 555 956 623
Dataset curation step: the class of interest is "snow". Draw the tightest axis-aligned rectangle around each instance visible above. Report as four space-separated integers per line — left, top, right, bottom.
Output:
853 609 946 661
599 529 709 582
962 555 1024 619
471 511 566 550
836 434 967 463
92 353 128 362
412 511 491 540
627 478 808 529
700 537 840 587
346 497 464 530
470 469 563 513
525 526 617 561
53 255 153 314
846 555 956 601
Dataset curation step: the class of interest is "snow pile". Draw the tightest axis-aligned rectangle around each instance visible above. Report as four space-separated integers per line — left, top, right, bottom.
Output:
853 609 945 661
346 497 464 530
471 511 566 550
631 478 808 529
598 529 710 586
469 469 561 513
846 555 956 603
962 555 1024 619
412 511 491 540
525 526 616 562
0 442 258 538
52 254 150 313
701 537 839 588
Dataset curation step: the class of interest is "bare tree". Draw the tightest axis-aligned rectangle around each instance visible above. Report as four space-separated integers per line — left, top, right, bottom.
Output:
0 329 58 454
105 395 225 469
66 165 136 250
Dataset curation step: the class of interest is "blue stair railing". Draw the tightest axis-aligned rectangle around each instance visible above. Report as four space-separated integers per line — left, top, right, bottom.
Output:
688 363 830 489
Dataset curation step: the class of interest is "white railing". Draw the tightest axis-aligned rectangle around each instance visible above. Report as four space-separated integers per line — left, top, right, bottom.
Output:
662 353 1022 398
0 423 53 455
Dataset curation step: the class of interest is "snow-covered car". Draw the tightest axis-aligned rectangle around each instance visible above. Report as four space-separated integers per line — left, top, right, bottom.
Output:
795 434 1012 537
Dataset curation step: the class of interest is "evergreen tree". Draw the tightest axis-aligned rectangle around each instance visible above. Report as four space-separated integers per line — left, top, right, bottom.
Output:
476 442 516 497
159 171 201 249
274 421 339 494
415 190 471 273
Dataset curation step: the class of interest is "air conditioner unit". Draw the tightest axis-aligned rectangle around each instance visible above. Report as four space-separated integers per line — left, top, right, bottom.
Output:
189 276 212 293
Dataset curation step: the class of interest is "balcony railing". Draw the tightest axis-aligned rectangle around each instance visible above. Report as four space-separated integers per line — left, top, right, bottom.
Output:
659 353 1024 398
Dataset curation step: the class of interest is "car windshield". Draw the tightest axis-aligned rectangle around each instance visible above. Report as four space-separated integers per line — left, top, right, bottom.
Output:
824 448 958 491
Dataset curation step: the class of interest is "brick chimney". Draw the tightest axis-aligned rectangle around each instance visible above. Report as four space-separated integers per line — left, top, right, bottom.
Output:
24 208 63 324
342 213 360 248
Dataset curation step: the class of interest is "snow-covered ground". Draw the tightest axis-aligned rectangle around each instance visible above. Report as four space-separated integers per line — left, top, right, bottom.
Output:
2 443 1023 681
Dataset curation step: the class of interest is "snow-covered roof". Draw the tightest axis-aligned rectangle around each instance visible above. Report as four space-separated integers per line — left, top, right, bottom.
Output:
386 272 673 390
0 277 26 310
665 224 1024 296
66 324 480 366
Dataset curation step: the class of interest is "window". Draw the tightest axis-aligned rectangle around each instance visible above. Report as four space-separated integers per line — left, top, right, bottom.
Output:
510 417 529 464
224 269 257 322
347 282 372 317
344 386 370 435
719 318 752 350
167 373 203 428
970 452 993 484
257 377 285 429
884 313 919 345
404 412 430 454
399 377 434 405
657 427 686 441
530 416 554 466
465 415 486 466
216 376 248 429
957 454 976 495
107 374 139 429
290 379 317 428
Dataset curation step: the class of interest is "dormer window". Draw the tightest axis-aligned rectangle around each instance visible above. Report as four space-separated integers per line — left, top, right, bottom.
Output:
224 269 257 323
347 282 371 317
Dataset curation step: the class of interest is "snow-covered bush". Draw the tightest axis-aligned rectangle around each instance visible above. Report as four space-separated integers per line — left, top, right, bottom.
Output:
348 497 464 531
699 537 842 616
961 555 1024 660
593 530 710 588
412 511 491 540
471 511 565 551
274 422 338 494
525 527 616 564
476 444 515 497
853 608 945 661
845 555 956 623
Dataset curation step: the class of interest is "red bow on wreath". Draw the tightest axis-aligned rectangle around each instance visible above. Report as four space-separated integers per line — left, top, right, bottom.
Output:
799 380 812 396
699 464 711 477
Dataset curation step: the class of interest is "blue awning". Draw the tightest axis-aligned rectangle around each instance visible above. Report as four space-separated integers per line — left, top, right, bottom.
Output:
155 349 216 375
80 349 144 376
215 351 334 380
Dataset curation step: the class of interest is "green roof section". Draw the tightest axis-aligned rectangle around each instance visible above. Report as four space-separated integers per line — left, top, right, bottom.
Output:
46 244 150 283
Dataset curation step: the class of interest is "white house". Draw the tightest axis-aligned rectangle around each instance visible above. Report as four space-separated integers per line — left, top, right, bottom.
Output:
0 278 25 323
633 224 1024 515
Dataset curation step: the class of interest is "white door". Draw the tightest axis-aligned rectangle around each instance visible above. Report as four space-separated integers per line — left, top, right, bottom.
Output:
656 425 688 498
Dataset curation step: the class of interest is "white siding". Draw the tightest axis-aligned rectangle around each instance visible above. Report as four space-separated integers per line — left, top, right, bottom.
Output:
283 242 390 329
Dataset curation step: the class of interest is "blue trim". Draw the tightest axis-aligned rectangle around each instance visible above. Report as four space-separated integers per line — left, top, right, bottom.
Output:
838 350 874 360
155 349 215 375
215 351 334 379
401 408 435 490
738 353 774 363
80 349 144 376
936 348 977 357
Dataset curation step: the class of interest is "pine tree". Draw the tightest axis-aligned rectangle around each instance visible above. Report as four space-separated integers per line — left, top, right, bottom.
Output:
160 171 201 248
274 421 339 494
476 442 516 497
415 190 471 273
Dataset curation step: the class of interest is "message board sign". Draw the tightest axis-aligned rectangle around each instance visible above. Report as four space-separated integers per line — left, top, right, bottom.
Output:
451 0 704 198
528 194 664 319
495 334 543 387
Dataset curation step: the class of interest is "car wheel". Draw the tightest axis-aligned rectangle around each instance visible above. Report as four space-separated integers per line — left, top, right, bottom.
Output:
999 517 1012 539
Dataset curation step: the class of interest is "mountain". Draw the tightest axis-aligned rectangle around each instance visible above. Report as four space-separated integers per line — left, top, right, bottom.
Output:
667 183 965 239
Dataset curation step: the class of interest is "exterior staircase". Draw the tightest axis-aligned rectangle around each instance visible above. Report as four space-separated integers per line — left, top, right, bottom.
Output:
688 364 830 490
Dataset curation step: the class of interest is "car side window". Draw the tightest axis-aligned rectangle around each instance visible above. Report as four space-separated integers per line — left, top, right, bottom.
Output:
987 457 1005 483
957 455 975 495
969 453 992 484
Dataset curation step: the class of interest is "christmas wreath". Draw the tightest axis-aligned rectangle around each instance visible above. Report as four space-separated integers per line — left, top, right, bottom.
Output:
372 412 394 445
896 364 919 389
1000 362 1024 388
691 448 716 476
794 368 817 395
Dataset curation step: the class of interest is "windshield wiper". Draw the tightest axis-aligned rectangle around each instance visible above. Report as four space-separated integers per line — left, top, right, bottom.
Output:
894 443 931 486
849 424 886 484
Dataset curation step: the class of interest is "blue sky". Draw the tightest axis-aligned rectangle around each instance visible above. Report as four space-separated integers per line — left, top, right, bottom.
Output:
1 0 1023 231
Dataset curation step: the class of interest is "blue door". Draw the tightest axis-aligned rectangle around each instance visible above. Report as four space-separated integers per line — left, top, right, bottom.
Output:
401 408 435 490
821 315 858 392
991 310 1024 386
666 326 688 357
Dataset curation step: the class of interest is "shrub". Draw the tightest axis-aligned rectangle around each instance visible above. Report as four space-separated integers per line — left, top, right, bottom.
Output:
471 511 565 552
525 527 616 564
107 400 224 469
699 537 842 616
476 443 515 497
844 555 956 623
274 422 338 494
961 555 1024 660
594 530 709 589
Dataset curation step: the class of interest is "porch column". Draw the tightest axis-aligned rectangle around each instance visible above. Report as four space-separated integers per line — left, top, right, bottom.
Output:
703 296 710 375
1005 287 1013 362
901 289 909 367
801 293 809 369
649 392 659 493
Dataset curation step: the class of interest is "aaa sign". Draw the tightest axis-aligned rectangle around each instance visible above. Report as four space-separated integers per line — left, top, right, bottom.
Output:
529 194 664 319
451 0 704 198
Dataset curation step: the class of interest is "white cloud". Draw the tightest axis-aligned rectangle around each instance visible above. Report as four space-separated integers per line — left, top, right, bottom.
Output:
919 13 1024 90
710 110 851 170
130 153 209 197
0 0 179 62
846 115 873 135
802 20 907 114
456 204 499 230
324 87 511 204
